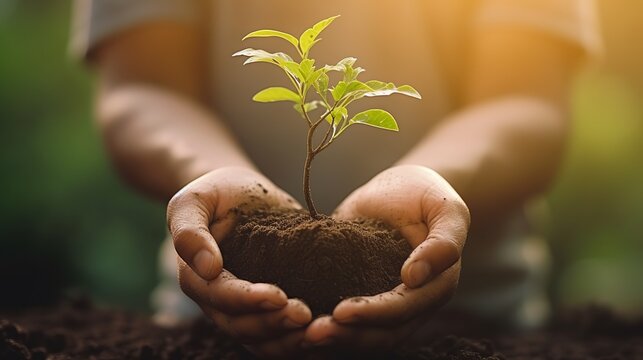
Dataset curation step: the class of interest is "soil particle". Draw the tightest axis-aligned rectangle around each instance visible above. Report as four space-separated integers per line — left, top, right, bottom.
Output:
220 207 412 316
256 182 269 194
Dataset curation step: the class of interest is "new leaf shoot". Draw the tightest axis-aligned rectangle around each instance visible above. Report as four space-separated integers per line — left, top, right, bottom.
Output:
233 15 421 217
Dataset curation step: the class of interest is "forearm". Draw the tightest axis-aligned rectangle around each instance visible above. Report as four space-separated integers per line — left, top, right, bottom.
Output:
397 96 568 223
97 84 255 201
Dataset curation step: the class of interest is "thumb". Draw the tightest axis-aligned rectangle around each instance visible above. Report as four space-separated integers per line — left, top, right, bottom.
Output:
167 186 223 281
401 193 469 288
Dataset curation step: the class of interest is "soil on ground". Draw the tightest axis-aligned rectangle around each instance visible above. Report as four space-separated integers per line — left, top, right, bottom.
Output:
219 208 413 316
1 298 642 360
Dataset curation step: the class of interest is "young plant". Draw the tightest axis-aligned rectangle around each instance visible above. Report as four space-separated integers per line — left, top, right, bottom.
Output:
233 15 421 217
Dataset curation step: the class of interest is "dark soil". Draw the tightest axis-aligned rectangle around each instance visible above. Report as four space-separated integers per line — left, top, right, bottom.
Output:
2 298 642 359
0 297 249 360
219 208 413 316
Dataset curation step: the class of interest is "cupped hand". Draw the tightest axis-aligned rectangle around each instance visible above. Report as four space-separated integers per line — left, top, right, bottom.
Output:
304 165 470 350
167 166 312 358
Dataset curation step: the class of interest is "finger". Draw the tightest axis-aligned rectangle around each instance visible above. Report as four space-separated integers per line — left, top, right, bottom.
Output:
304 316 422 350
401 189 470 288
246 329 307 359
332 262 460 325
206 308 307 358
213 299 311 343
178 258 288 314
168 182 222 280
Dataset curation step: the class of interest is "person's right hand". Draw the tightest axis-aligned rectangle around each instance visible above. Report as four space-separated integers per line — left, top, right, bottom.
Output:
167 167 312 358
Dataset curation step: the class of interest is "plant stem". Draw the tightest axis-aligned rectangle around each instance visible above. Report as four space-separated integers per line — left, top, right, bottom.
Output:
301 105 337 218
301 108 324 217
313 114 335 152
303 123 319 217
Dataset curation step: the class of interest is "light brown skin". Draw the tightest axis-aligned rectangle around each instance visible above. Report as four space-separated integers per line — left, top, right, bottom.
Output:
93 18 581 357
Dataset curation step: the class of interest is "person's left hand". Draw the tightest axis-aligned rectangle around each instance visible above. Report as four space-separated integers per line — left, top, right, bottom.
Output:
303 165 470 350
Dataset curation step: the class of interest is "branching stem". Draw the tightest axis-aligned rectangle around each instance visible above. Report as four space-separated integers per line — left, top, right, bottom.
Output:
315 134 334 154
301 104 338 217
314 121 334 153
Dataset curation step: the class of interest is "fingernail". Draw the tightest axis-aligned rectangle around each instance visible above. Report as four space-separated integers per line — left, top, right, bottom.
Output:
283 318 305 329
409 261 431 287
193 250 214 278
260 300 283 310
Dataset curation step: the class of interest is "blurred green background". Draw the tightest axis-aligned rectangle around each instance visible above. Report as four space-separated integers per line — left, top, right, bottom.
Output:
0 1 165 311
0 2 641 313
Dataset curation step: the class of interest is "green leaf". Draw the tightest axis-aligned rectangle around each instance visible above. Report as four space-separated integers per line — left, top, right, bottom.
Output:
349 109 399 131
299 15 340 57
323 57 357 72
294 100 324 117
324 57 364 82
314 15 340 32
396 85 422 99
253 87 301 103
299 28 317 58
299 59 315 81
359 83 422 99
331 80 373 102
318 72 329 92
233 49 305 85
325 106 348 126
344 80 372 95
307 68 325 88
344 66 365 82
233 48 293 64
364 80 388 90
314 72 330 98
280 60 302 81
242 29 299 50
331 81 348 101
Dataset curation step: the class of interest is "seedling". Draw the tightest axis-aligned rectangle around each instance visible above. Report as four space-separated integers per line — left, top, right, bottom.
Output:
233 15 421 217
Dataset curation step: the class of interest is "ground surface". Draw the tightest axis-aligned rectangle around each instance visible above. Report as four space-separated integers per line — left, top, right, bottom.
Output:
1 297 641 359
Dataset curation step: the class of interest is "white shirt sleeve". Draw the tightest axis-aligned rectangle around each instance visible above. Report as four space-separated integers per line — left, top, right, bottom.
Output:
69 0 204 61
475 0 602 58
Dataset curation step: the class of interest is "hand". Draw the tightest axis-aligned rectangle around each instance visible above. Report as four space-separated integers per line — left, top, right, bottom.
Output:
303 165 470 350
167 166 312 358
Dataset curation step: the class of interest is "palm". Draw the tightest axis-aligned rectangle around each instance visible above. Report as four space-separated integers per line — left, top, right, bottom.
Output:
303 165 470 350
168 167 311 358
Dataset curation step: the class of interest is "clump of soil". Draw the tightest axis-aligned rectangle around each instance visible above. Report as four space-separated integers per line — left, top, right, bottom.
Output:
219 208 413 315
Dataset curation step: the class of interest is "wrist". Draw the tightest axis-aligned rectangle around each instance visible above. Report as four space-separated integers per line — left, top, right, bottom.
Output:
379 164 443 182
178 161 259 190
394 161 473 200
